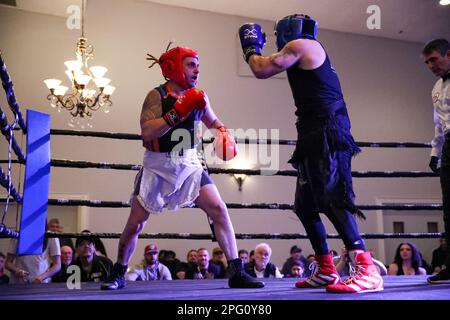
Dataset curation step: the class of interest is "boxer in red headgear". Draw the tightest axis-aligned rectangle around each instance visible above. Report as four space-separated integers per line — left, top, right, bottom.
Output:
101 44 262 290
159 46 198 89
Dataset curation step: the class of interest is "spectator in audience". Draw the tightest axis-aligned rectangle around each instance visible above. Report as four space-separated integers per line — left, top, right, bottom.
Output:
249 250 255 263
244 243 283 278
0 251 9 284
287 259 305 278
388 242 427 276
431 238 447 274
159 249 181 279
48 218 74 251
74 235 113 282
238 249 249 264
6 230 61 284
420 253 432 275
281 245 308 277
81 229 108 257
52 245 74 283
211 247 228 278
304 254 316 277
175 249 198 279
185 248 223 279
126 244 172 281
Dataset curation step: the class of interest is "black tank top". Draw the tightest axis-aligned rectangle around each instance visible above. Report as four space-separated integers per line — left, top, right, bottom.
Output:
286 47 344 118
148 83 203 153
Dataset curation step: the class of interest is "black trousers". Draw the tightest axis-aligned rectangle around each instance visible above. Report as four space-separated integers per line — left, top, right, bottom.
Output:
440 137 450 267
293 148 365 255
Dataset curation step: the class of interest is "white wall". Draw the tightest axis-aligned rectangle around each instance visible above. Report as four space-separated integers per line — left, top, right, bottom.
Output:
0 0 442 269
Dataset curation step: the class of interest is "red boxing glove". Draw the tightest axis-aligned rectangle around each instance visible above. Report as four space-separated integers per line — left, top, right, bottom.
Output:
214 127 237 161
163 88 206 127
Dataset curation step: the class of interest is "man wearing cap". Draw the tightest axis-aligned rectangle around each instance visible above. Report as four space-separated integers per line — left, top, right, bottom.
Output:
281 245 308 277
74 236 113 282
126 244 172 281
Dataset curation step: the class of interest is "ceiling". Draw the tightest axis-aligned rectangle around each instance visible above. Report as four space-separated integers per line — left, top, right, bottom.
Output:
1 0 448 43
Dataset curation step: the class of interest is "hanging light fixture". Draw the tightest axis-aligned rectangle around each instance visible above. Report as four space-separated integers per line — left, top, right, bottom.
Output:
43 0 115 128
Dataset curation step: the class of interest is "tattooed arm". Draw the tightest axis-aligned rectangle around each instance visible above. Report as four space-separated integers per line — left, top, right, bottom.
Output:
247 38 325 79
140 89 171 148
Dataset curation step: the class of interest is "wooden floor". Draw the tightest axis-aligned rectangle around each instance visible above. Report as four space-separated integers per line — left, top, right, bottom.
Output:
1 276 449 300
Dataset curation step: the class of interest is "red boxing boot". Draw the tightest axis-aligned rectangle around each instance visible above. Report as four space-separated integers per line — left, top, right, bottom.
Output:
295 253 341 288
326 251 383 293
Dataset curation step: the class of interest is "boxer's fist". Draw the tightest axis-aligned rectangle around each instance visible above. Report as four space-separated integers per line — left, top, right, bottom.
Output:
214 127 237 161
238 23 266 63
163 88 206 127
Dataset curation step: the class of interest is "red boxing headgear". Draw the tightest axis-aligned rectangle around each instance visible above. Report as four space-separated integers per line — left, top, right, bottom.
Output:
159 46 198 88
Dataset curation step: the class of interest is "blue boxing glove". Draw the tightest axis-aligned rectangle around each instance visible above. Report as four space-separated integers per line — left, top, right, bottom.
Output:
238 23 266 63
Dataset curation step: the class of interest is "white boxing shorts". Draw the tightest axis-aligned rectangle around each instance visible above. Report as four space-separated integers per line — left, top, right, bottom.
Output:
132 149 204 214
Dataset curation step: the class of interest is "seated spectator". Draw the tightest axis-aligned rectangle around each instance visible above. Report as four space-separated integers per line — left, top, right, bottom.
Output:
388 242 426 276
175 249 198 280
249 250 255 263
287 259 305 278
0 251 9 284
281 245 308 277
74 235 113 282
52 245 74 283
335 247 387 277
210 247 227 278
431 238 447 274
159 249 181 279
126 244 172 281
420 253 432 275
6 233 61 284
304 254 316 277
81 229 107 257
244 243 283 278
185 248 223 279
48 218 74 251
238 249 249 264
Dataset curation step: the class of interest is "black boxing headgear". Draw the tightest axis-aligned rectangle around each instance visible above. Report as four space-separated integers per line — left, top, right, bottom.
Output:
274 14 318 51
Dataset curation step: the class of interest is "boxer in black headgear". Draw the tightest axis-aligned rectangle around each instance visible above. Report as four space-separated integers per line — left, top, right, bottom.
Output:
238 15 383 293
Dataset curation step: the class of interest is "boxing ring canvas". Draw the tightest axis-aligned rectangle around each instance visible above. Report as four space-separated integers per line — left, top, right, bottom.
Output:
0 276 449 300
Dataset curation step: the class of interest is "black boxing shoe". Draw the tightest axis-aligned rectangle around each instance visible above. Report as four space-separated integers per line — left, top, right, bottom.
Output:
228 271 265 288
101 263 127 290
227 258 265 289
427 268 450 284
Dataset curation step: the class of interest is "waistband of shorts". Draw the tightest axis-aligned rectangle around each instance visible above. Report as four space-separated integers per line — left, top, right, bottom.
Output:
145 148 197 158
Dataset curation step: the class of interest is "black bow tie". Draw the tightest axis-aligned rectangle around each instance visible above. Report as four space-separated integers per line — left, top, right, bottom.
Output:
443 73 450 81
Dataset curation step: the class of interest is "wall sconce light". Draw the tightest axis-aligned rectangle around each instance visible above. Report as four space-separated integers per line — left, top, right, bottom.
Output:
232 174 247 191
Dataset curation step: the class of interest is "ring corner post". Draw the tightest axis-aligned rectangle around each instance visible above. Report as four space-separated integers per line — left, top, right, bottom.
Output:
17 110 51 255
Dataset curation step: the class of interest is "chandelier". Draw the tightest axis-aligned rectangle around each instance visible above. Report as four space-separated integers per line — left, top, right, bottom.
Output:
43 0 115 128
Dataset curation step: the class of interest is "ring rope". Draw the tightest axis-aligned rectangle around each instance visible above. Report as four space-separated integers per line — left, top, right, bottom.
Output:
1 113 22 224
0 198 441 211
0 106 26 162
48 129 432 148
0 224 19 238
18 231 442 240
0 53 27 134
0 164 21 202
0 159 438 178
